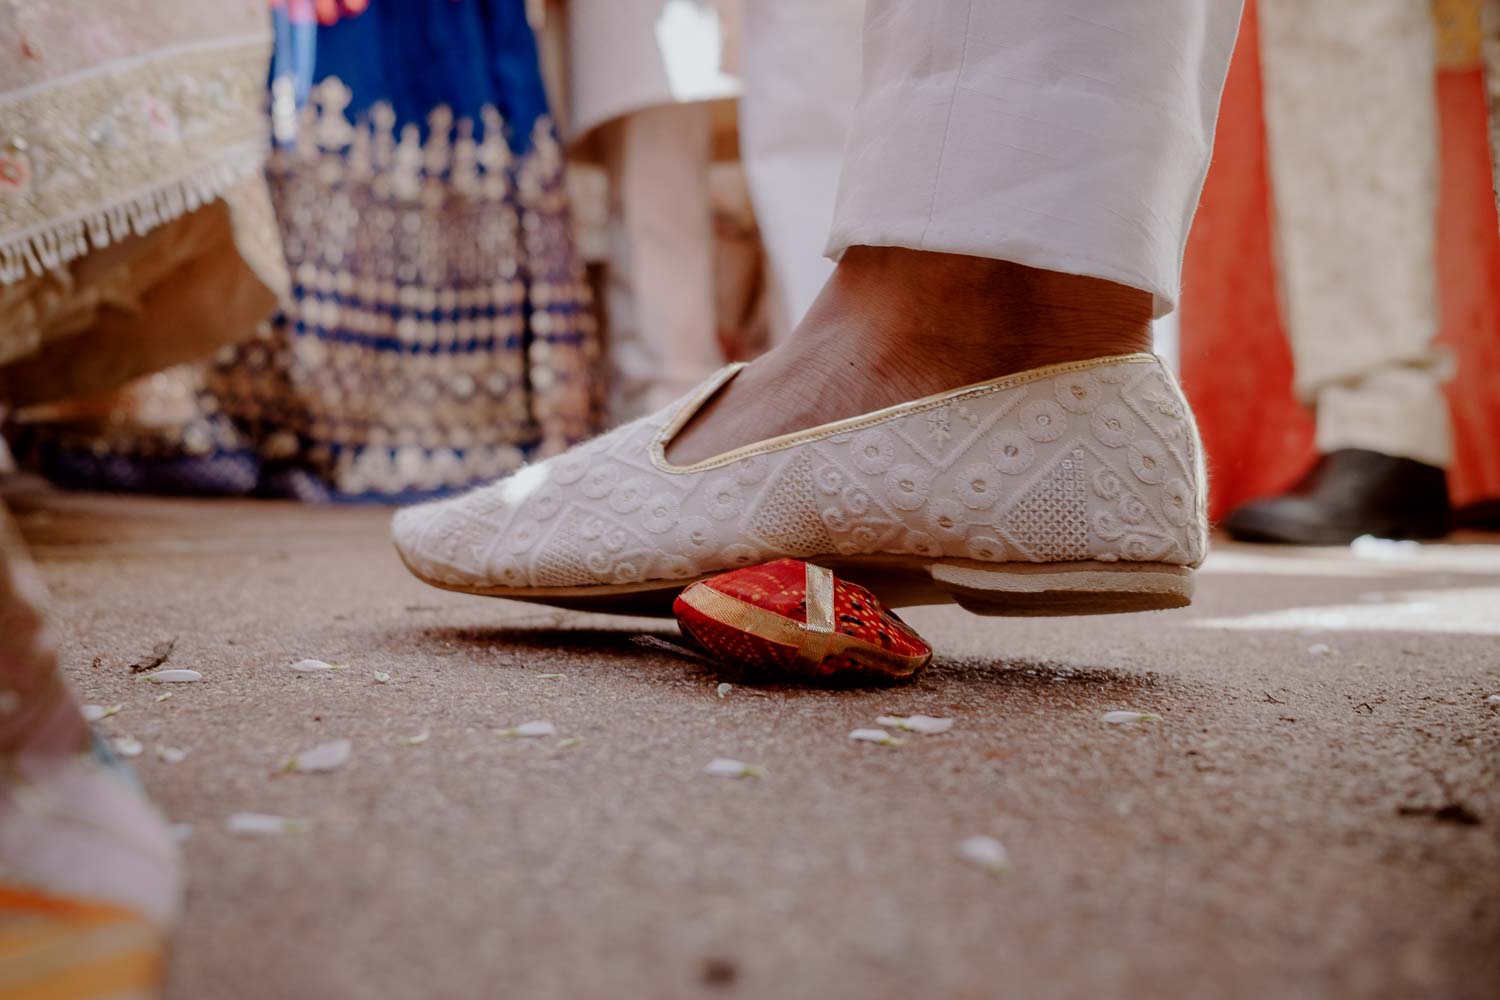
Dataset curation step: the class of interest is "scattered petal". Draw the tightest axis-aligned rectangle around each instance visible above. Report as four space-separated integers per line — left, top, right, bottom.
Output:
1350 534 1421 560
286 659 345 673
516 721 554 737
876 714 954 735
373 671 391 684
395 730 430 747
1486 694 1500 705
226 812 311 836
495 720 556 738
537 673 565 680
849 728 902 746
169 822 195 843
1102 710 1162 725
556 737 584 749
155 692 174 703
281 738 352 773
144 669 202 684
82 704 122 722
716 683 732 699
956 835 1011 875
705 757 765 778
111 735 143 758
1306 643 1334 657
155 745 188 764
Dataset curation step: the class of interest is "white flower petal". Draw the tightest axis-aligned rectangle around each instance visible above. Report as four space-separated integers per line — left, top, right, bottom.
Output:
1486 694 1500 705
282 738 352 772
1350 534 1421 560
155 692 173 703
875 714 954 735
957 835 1010 874
716 683 732 699
82 704 122 722
287 659 344 673
111 735 143 758
849 728 900 746
373 671 391 684
226 812 311 836
497 720 556 738
155 745 188 763
395 730 430 747
144 669 202 684
705 757 765 778
1102 710 1162 725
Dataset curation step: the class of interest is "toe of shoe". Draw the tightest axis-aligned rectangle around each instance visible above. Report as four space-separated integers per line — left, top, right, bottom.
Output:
390 503 446 578
390 505 425 553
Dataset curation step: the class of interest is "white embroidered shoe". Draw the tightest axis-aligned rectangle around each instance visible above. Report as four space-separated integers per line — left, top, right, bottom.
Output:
392 353 1208 616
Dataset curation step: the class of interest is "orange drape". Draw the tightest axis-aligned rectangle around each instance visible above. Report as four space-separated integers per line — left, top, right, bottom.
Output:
1180 0 1500 521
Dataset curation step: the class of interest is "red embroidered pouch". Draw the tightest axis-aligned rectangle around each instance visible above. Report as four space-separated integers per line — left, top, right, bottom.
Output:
673 559 932 681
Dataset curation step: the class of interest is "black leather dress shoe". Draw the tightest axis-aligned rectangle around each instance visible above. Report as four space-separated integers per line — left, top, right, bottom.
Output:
1223 448 1451 545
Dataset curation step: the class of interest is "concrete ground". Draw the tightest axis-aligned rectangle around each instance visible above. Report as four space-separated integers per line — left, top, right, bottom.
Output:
10 481 1500 1000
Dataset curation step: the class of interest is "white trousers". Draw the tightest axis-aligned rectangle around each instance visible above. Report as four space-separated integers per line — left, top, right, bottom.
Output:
1259 0 1452 467
829 0 1244 316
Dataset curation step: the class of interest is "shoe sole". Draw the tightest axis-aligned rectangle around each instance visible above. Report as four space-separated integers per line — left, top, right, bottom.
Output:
397 550 1193 619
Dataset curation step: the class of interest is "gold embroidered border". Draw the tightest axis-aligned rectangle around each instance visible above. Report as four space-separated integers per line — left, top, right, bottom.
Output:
0 35 273 283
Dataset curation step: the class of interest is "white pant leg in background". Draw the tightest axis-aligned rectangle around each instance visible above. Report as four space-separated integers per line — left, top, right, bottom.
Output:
598 103 725 423
829 0 1244 316
739 0 866 339
1259 0 1452 468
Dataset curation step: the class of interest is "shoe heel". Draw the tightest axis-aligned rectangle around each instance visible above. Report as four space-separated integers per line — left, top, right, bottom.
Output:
928 560 1193 617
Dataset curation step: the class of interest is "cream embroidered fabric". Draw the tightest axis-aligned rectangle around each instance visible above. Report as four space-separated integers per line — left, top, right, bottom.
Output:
1259 0 1453 467
0 0 276 283
394 354 1207 591
0 0 282 405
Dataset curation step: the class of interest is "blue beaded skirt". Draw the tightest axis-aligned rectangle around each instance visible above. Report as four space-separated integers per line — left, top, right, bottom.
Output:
16 1 601 502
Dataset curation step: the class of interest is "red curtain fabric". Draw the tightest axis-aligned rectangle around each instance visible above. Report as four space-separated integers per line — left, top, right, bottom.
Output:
1180 0 1500 521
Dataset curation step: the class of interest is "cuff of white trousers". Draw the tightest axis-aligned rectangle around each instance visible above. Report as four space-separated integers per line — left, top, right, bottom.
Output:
1315 367 1453 468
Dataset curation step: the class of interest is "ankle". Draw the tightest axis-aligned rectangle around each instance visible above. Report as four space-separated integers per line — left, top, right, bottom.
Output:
818 247 1154 384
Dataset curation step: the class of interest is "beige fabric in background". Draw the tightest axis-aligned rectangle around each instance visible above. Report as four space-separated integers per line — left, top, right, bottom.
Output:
596 104 725 420
563 0 742 143
564 0 861 421
1259 0 1452 468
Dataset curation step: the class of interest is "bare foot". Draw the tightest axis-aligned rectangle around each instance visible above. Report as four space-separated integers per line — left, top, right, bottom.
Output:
666 247 1154 465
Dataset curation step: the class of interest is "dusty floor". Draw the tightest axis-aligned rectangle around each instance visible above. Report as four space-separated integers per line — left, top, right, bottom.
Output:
10 481 1500 1000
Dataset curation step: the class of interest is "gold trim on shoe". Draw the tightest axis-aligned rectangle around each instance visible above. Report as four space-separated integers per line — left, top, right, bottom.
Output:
650 353 1159 474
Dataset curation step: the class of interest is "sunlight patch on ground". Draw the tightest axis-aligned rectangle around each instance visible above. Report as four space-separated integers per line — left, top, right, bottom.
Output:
1193 586 1500 635
1200 540 1500 578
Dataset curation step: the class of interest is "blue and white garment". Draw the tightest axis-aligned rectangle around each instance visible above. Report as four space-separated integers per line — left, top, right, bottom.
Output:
24 0 600 502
